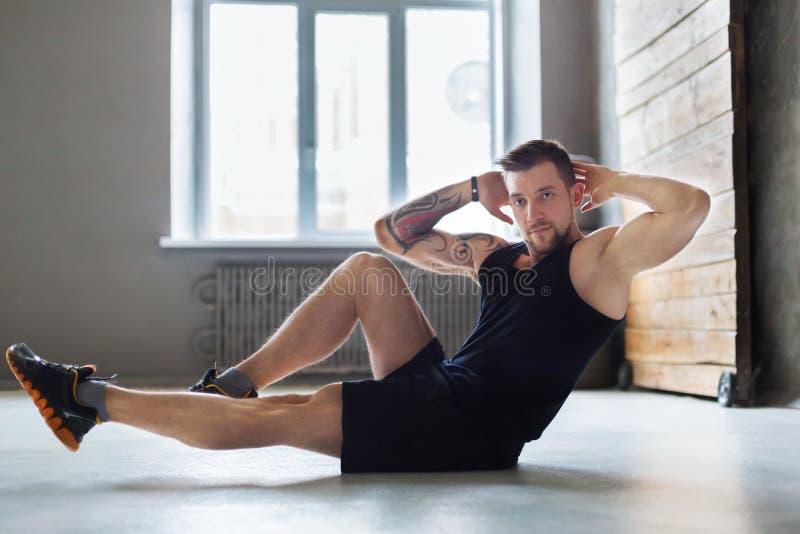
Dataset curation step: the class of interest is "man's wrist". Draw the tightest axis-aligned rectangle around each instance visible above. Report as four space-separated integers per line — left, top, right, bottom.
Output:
607 171 628 198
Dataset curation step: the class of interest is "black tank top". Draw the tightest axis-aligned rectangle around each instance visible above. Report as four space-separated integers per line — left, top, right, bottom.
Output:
436 238 625 443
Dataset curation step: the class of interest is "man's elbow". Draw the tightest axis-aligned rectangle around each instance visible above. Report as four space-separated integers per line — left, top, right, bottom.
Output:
687 188 711 227
373 217 391 249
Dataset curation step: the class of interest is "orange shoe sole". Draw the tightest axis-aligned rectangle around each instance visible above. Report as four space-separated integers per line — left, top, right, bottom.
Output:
5 347 97 452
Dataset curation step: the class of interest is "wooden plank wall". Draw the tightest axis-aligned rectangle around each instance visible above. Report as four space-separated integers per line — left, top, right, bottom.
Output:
614 0 751 399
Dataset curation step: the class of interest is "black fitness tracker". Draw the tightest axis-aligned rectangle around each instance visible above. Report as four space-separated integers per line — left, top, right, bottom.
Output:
471 176 479 202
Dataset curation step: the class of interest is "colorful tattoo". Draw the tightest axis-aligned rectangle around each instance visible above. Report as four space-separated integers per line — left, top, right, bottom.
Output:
384 187 464 253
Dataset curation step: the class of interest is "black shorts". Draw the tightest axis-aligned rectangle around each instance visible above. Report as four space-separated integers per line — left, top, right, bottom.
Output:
340 337 525 473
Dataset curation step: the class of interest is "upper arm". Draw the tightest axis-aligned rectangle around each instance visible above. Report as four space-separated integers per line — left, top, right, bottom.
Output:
374 219 508 280
601 190 711 278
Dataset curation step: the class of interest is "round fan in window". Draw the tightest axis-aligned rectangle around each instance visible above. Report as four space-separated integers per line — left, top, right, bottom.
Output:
445 60 489 123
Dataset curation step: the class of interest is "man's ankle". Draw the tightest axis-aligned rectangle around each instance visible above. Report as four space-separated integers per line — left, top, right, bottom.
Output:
214 367 258 398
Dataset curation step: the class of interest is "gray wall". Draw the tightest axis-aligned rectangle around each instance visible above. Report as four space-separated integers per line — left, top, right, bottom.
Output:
594 0 620 190
0 0 609 387
0 0 303 385
539 0 599 160
541 0 620 230
745 0 800 401
585 0 623 230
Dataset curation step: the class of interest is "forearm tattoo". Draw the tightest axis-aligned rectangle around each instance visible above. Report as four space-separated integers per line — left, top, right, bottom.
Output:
451 233 505 264
385 186 465 253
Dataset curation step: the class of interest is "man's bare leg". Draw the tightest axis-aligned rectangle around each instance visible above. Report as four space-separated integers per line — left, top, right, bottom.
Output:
105 382 343 457
6 342 341 455
94 252 431 458
235 252 436 388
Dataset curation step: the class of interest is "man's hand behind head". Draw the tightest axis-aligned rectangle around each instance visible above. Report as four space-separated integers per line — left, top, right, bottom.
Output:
477 171 514 225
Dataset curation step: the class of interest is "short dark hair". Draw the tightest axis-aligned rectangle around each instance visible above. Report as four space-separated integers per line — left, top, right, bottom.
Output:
494 139 576 189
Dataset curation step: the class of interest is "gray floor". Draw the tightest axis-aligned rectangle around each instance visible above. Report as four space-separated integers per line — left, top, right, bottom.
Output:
1 386 798 534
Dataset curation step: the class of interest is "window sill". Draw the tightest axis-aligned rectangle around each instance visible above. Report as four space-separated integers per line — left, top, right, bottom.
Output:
158 236 382 251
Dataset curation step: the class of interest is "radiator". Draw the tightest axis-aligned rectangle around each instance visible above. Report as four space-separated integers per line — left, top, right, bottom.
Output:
193 260 481 374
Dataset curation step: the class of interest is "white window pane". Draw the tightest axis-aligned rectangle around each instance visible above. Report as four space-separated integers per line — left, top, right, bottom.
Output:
208 4 298 238
407 9 499 235
316 13 389 232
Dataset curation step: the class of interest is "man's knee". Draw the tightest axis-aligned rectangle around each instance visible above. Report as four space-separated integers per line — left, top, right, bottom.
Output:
309 382 343 406
334 253 402 298
346 251 395 272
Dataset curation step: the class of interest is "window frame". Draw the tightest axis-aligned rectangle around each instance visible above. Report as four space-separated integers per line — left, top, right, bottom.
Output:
194 0 501 243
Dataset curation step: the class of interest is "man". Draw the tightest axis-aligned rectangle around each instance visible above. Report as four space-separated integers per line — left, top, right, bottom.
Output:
6 139 710 473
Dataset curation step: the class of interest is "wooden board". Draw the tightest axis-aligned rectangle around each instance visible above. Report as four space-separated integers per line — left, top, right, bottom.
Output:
627 292 737 330
626 327 736 366
617 132 733 223
697 189 735 236
617 25 730 116
616 0 729 90
631 361 735 397
613 0 707 64
626 112 734 190
614 0 753 404
620 53 732 165
643 136 733 196
630 259 736 302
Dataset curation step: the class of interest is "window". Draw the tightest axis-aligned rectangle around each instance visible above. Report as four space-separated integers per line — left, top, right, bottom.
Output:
207 3 299 238
172 0 506 244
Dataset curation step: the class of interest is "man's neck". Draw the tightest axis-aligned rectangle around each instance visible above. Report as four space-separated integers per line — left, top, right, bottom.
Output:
520 229 584 266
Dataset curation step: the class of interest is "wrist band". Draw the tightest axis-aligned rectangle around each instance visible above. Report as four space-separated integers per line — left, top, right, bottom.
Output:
471 176 479 202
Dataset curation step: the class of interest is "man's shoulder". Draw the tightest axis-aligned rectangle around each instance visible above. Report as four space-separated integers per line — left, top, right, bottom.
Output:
570 226 631 320
576 226 619 252
572 226 627 280
460 233 513 269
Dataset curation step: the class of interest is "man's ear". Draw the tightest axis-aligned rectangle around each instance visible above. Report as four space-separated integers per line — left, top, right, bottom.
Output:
571 182 584 208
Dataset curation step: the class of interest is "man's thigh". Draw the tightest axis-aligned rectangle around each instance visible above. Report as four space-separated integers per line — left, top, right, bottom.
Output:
277 382 343 458
352 254 436 379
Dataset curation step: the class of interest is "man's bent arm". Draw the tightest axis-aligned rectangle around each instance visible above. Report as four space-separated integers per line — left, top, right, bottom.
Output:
608 171 709 216
576 163 711 277
376 179 472 254
373 174 510 276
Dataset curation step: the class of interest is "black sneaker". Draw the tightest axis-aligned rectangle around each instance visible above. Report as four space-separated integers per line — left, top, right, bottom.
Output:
188 364 258 398
5 343 118 452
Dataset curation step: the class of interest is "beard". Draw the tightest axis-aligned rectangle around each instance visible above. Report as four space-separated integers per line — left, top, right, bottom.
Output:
525 221 570 255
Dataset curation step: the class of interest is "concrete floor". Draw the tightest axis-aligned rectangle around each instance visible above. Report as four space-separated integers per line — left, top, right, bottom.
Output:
0 386 797 534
